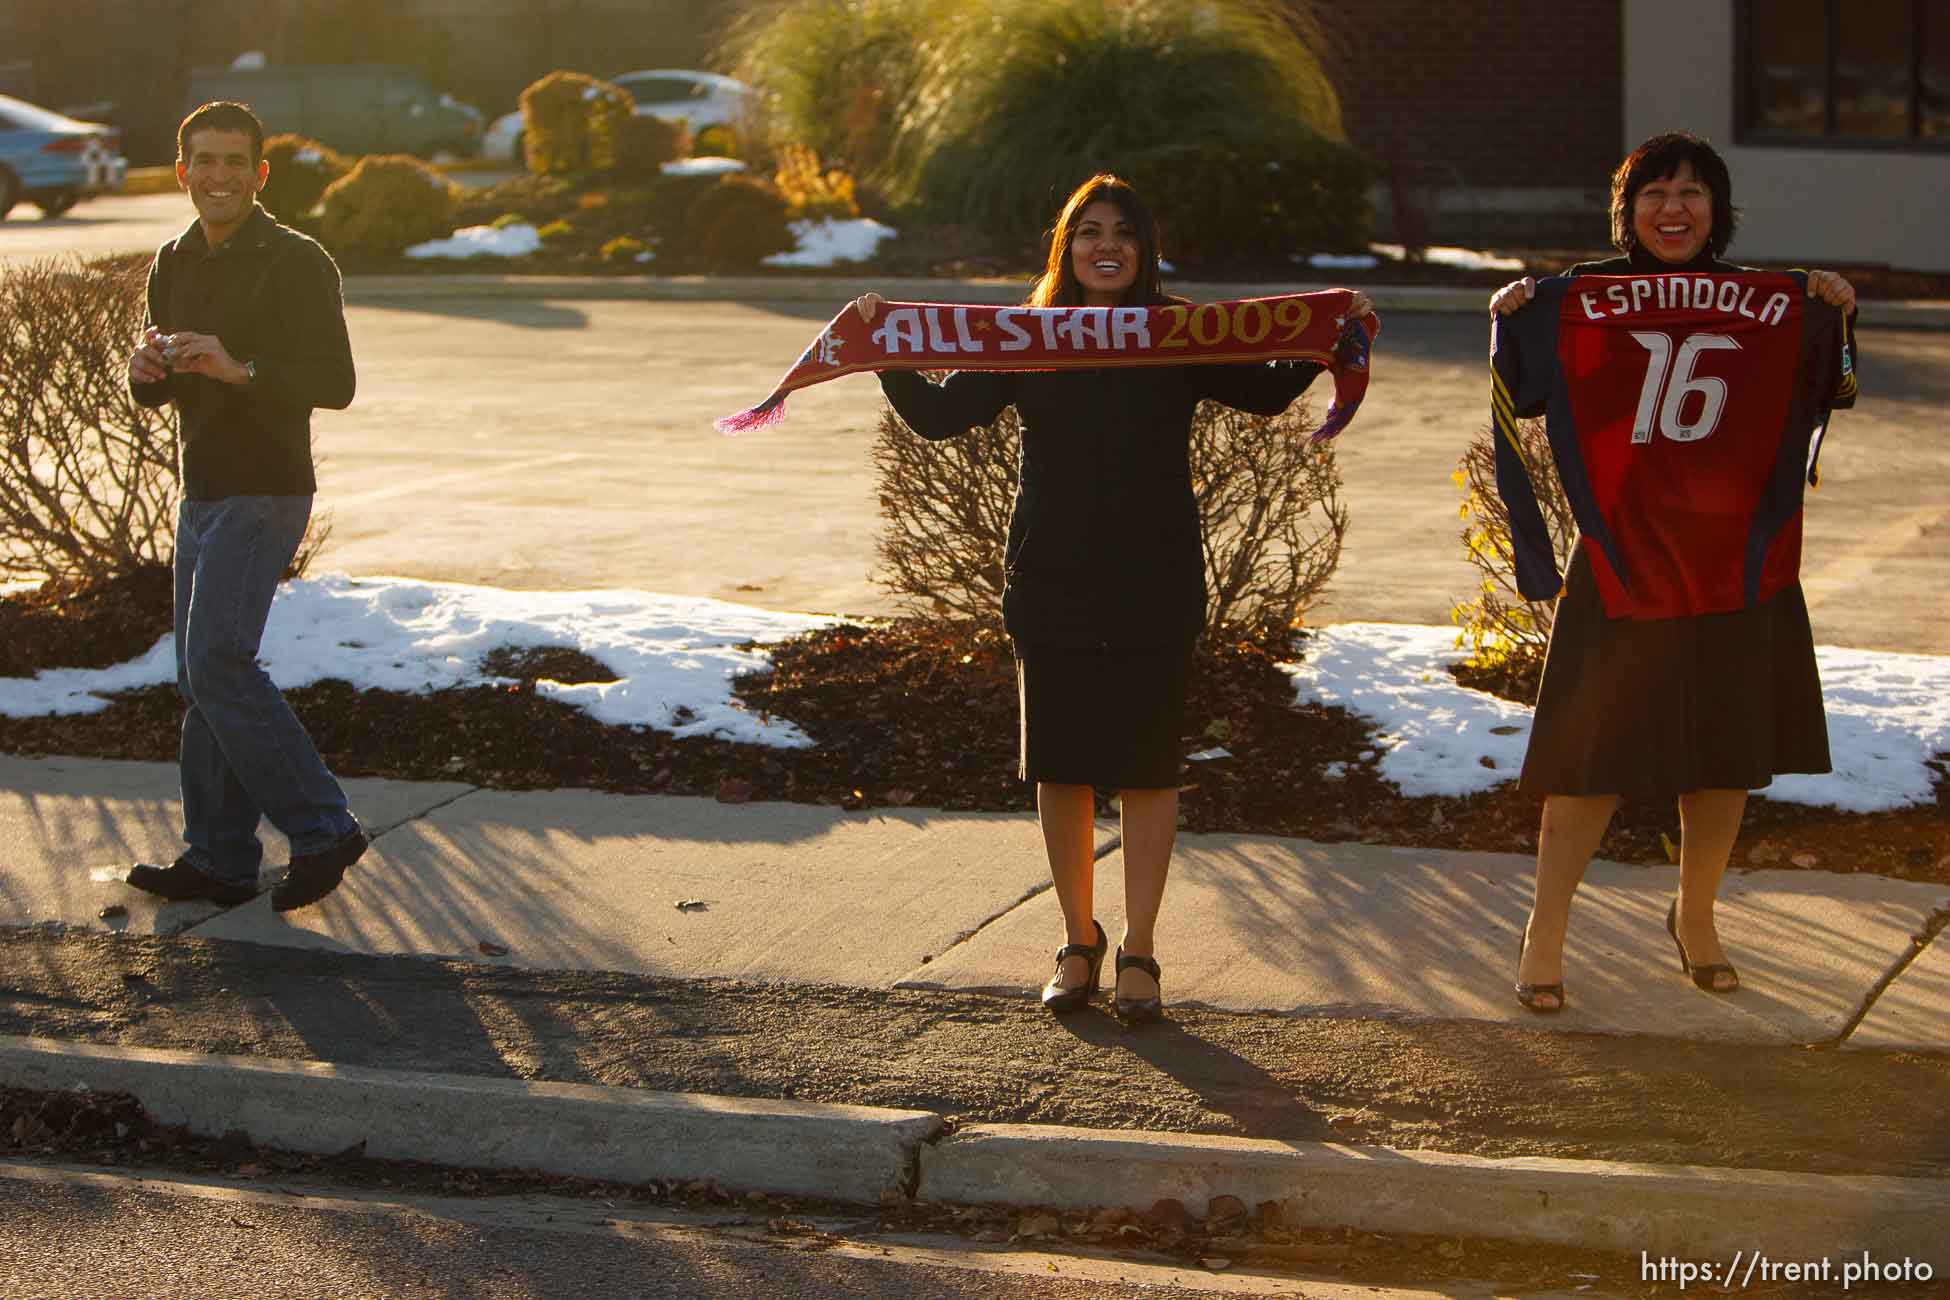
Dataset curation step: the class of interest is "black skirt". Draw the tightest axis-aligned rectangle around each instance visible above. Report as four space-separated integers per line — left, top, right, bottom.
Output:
1014 639 1195 788
1519 548 1831 799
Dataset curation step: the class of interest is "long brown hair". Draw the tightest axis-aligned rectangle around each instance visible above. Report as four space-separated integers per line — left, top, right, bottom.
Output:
1027 174 1166 307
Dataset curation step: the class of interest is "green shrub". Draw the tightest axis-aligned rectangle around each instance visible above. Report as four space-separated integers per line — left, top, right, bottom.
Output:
520 71 634 176
676 176 795 269
894 0 1353 247
723 0 956 182
612 113 691 178
1450 419 1576 696
1121 131 1371 265
451 174 577 229
259 134 350 223
318 155 456 259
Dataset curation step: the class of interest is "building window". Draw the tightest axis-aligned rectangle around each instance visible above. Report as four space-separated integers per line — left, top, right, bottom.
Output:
1739 0 1946 148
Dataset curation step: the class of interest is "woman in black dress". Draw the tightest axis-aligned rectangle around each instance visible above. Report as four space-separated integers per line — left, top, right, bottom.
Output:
854 174 1366 1021
1490 132 1857 1011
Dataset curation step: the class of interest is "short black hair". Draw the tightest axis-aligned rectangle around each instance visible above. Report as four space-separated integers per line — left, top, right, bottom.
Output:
177 101 266 166
1610 131 1738 258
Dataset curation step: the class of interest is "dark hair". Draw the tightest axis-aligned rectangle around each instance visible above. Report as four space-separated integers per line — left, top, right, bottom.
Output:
1027 174 1166 308
177 101 266 166
1609 130 1737 258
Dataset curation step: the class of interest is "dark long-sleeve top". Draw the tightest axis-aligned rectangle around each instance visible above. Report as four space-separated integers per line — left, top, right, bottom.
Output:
880 359 1325 647
130 203 355 500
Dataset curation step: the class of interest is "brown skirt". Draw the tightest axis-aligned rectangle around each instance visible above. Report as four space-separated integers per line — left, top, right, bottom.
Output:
1519 548 1830 799
1014 639 1195 789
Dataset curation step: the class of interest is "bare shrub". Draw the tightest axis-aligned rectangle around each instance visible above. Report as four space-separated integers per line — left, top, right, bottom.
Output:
1451 418 1577 683
873 390 1347 638
0 257 178 583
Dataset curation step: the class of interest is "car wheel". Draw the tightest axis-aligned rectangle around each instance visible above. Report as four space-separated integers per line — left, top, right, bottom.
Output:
35 189 78 218
0 168 18 220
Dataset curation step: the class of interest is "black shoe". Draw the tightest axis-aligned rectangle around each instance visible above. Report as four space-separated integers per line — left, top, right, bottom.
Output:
1041 920 1107 1012
1515 927 1566 1013
271 825 368 913
1113 948 1163 1023
125 857 257 906
1666 900 1739 994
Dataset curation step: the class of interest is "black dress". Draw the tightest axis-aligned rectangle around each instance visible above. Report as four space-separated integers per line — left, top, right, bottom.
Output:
1518 250 1844 799
880 358 1324 788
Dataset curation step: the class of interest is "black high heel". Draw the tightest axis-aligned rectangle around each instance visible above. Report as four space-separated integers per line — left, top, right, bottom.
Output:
1666 900 1739 994
1515 927 1566 1014
1113 948 1163 1023
1041 920 1107 1012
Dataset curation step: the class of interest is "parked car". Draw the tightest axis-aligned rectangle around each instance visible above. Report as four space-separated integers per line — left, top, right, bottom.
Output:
184 64 481 160
482 69 753 163
0 92 127 219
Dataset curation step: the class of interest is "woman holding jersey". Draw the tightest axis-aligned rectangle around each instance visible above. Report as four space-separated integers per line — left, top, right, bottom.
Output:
1491 131 1857 1011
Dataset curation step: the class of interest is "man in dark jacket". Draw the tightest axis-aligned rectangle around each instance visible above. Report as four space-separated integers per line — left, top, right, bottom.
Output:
124 101 365 913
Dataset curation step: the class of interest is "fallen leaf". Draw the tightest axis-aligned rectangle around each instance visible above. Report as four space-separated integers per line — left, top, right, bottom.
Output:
477 940 509 957
1747 840 1782 866
1791 851 1819 868
1660 833 1680 864
98 905 128 921
675 899 708 912
884 788 916 806
1016 1213 1059 1238
1200 1258 1232 1271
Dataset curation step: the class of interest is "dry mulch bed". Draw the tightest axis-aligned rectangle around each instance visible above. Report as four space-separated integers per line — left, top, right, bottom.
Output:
3 570 1945 885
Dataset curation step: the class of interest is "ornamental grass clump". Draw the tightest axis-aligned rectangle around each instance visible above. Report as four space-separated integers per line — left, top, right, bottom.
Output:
873 393 1346 639
0 256 176 582
318 155 456 259
259 134 350 223
678 176 795 269
520 71 637 176
1450 419 1577 697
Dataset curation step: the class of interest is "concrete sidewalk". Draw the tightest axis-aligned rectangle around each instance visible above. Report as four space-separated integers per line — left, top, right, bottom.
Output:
3 755 1944 1051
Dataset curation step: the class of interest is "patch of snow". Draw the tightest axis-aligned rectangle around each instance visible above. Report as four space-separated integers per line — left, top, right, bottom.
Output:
0 575 840 748
294 148 323 166
661 156 747 178
1308 253 1380 270
230 51 267 70
1283 623 1950 812
761 217 898 268
405 224 542 260
1369 243 1525 272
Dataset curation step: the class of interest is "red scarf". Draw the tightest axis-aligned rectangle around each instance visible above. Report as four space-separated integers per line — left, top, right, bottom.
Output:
718 291 1379 440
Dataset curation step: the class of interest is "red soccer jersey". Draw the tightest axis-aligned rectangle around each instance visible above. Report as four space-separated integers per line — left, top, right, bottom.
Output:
1491 271 1855 620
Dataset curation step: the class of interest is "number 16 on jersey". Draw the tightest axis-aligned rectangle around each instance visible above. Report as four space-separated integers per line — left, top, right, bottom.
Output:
1628 331 1740 445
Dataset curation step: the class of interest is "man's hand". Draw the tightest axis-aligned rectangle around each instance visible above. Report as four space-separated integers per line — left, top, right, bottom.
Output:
129 327 170 385
162 331 251 385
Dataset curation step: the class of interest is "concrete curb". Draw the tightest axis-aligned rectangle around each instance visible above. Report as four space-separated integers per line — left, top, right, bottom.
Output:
337 272 1950 328
917 1124 1950 1264
0 1035 941 1204
4 1034 1945 1265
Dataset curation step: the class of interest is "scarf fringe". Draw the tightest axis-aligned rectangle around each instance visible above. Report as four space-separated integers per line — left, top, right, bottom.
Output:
714 394 787 436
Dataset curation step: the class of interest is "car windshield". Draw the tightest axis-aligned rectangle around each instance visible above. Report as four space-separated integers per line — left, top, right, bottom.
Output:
0 92 77 131
615 75 710 104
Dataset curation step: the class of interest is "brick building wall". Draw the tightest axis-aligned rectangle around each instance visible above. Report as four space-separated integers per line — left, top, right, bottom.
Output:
1310 0 1623 248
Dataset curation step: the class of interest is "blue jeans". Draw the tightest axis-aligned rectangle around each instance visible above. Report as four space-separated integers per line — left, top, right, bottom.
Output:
174 495 355 886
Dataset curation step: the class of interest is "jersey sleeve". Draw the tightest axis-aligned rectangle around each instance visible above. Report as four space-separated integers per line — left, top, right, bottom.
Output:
1489 310 1566 602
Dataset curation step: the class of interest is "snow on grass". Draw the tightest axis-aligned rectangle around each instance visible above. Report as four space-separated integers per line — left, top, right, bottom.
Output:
761 217 898 268
3 580 1943 812
1283 623 1950 812
1368 243 1526 272
405 224 542 260
0 575 838 748
661 157 746 178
